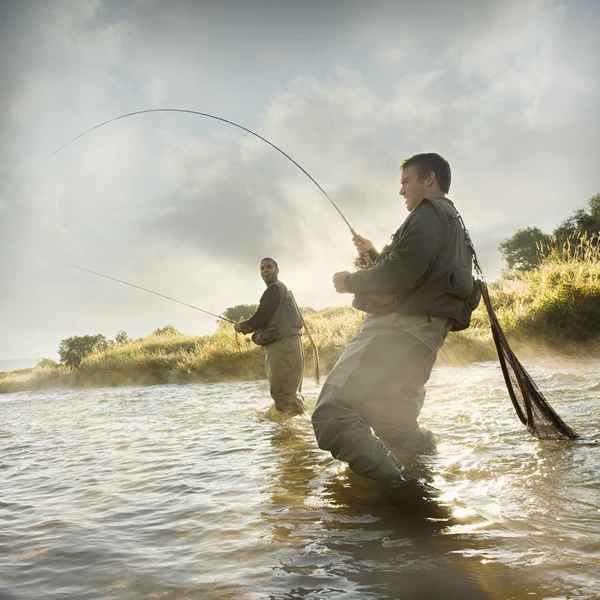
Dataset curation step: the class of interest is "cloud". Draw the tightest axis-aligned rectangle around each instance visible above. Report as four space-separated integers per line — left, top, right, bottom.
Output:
1 0 599 357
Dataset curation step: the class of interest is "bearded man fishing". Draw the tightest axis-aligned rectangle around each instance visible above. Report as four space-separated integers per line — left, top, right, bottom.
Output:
234 258 305 416
311 153 480 485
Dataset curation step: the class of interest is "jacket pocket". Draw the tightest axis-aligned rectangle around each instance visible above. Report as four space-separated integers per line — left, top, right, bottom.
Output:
447 267 474 299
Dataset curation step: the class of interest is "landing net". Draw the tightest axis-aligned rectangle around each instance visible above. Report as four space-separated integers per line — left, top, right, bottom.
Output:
459 214 578 440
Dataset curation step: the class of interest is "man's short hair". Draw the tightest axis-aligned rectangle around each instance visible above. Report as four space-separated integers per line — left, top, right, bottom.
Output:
402 153 451 193
261 257 278 268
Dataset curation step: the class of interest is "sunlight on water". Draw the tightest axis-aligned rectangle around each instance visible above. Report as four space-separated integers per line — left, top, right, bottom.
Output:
1 360 599 599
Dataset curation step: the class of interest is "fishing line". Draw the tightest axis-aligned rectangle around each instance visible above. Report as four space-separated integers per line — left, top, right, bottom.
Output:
71 263 322 383
53 108 357 235
70 264 235 324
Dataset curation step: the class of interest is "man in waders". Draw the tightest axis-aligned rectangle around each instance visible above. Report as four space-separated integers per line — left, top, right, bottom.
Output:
235 258 305 416
312 153 479 485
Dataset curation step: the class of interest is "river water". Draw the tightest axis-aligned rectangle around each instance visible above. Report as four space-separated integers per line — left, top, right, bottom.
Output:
1 359 599 599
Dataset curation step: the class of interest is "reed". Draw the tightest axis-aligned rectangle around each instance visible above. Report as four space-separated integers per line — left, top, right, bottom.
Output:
485 234 600 346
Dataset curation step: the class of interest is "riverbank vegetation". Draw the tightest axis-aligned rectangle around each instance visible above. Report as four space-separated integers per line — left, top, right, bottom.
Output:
2 234 600 394
499 193 599 271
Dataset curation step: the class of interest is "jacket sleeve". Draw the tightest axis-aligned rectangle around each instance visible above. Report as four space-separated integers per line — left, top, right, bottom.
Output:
237 285 281 333
345 205 444 295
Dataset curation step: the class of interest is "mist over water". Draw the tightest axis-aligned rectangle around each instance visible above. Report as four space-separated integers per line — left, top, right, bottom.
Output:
0 358 39 373
1 359 599 599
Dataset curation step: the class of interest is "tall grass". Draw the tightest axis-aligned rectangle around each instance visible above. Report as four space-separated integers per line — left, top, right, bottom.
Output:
485 234 600 346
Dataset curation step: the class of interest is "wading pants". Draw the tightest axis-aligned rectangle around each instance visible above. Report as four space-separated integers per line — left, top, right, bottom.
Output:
311 313 449 482
266 334 305 415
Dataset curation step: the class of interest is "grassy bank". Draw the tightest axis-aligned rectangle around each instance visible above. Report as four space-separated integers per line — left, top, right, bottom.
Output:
2 239 599 394
477 235 600 350
0 307 492 394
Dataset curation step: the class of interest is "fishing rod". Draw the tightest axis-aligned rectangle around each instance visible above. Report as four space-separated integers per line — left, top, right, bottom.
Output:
54 108 357 236
72 263 322 383
69 264 236 324
57 108 354 385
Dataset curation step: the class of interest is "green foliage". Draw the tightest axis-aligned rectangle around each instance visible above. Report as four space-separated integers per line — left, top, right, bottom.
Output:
490 235 600 345
222 304 258 323
152 325 181 337
553 194 600 243
499 227 550 271
500 194 600 271
114 330 129 345
58 334 109 369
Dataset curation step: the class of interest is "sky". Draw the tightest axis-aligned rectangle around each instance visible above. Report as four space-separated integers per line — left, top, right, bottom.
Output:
1 0 599 360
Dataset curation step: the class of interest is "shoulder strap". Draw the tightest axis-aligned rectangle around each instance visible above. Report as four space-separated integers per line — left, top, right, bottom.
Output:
421 198 451 275
455 211 485 281
427 198 485 281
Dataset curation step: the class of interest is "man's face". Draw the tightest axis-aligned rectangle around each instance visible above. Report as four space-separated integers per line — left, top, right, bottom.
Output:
260 259 278 284
399 165 428 212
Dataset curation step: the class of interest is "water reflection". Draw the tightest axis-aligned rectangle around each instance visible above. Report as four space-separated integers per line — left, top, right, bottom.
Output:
262 411 492 599
2 367 599 599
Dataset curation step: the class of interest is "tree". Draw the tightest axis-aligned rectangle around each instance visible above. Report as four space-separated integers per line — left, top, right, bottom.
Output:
58 334 109 369
500 194 600 271
222 304 258 323
553 194 600 243
499 227 550 271
114 330 129 345
152 325 181 337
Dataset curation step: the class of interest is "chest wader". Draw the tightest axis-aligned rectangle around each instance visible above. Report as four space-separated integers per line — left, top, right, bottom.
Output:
264 281 305 416
311 313 449 484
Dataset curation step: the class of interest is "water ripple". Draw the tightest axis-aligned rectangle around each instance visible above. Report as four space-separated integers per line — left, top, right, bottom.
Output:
1 362 599 599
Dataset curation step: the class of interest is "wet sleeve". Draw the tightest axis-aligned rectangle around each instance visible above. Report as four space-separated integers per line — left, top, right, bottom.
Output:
345 207 444 294
237 285 281 333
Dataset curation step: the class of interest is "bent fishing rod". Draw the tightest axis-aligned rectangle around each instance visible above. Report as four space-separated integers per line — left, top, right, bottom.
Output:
69 264 236 324
57 109 346 384
54 108 357 236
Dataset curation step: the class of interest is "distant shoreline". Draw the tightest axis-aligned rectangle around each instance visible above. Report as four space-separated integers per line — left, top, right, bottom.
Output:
2 318 599 396
1 334 599 397
3 243 600 395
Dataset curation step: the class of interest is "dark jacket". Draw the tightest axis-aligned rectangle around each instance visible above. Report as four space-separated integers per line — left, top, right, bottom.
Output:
346 198 477 330
238 283 282 334
238 280 303 337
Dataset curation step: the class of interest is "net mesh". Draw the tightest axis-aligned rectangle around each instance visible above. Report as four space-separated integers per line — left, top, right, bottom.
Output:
479 282 578 440
456 211 577 441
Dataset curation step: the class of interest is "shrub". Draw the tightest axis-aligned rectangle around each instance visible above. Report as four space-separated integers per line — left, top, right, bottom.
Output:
58 334 109 369
222 304 259 323
36 358 59 369
152 325 181 337
114 330 130 345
